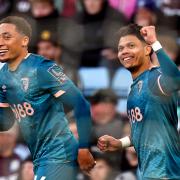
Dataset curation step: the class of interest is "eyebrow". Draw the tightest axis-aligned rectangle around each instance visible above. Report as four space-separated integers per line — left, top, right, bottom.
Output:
1 32 12 36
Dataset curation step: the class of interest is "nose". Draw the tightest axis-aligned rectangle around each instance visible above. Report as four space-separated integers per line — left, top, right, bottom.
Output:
121 46 130 54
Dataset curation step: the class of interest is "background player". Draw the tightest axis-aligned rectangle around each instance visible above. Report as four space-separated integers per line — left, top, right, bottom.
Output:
98 24 180 179
0 16 95 180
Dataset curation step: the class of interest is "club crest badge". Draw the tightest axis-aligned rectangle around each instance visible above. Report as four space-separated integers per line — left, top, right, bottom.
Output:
48 65 67 83
2 85 7 92
137 80 143 93
21 77 29 92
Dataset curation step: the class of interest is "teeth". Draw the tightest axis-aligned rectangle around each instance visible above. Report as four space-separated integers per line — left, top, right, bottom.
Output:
0 50 8 53
0 50 8 56
123 57 131 61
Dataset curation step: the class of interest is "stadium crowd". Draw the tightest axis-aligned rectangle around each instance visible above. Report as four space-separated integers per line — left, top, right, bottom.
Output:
0 0 180 179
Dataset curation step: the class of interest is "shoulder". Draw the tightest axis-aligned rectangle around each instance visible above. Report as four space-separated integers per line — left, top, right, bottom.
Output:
27 53 58 70
148 67 161 84
149 66 161 76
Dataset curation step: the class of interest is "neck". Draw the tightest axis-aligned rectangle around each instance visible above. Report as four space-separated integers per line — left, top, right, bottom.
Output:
8 50 29 71
131 59 154 80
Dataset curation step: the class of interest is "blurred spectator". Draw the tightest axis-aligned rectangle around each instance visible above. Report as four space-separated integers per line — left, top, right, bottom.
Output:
0 124 22 180
133 0 179 48
108 0 137 20
89 88 130 170
30 0 58 18
60 0 77 17
153 34 180 66
18 157 34 180
133 0 166 27
90 89 128 137
158 34 179 64
0 0 13 18
115 147 138 180
156 0 180 36
36 34 80 86
74 0 127 68
89 152 119 180
36 35 62 64
27 0 60 52
54 0 80 17
133 5 157 26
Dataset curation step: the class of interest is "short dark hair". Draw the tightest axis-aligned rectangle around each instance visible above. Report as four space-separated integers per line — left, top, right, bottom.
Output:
0 16 32 39
117 24 145 42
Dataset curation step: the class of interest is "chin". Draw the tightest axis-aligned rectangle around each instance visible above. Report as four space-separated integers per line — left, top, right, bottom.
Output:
0 59 8 63
127 66 139 73
0 59 9 63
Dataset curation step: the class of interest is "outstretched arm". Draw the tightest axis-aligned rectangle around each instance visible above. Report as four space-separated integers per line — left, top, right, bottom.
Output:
141 26 180 94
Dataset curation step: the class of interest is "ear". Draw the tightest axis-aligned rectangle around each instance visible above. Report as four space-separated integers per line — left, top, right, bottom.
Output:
144 45 152 56
22 36 29 47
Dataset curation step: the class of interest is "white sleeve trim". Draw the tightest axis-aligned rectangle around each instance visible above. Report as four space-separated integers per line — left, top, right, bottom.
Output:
151 41 162 52
54 90 66 98
0 103 9 107
157 75 168 96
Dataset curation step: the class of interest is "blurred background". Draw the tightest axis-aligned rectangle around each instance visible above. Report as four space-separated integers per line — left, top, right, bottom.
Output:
0 0 180 179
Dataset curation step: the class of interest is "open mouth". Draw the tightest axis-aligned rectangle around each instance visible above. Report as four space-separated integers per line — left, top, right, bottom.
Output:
122 56 134 63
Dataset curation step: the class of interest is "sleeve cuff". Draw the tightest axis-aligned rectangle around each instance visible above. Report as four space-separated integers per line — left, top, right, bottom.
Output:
78 142 90 148
151 41 162 52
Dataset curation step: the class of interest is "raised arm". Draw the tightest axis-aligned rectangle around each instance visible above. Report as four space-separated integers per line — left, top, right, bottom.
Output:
141 26 180 94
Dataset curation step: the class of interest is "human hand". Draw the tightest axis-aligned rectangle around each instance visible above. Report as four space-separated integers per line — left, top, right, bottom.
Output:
97 135 122 152
140 26 157 45
77 148 96 175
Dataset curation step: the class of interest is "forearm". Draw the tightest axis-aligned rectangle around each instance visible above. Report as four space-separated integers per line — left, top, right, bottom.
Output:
74 98 92 148
119 136 132 148
59 86 92 148
152 41 180 92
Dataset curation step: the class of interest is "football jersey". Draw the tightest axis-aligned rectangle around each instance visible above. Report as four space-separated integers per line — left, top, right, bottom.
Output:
0 54 80 168
127 66 180 179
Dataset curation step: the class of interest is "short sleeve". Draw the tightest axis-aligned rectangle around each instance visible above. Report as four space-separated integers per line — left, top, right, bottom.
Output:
37 60 73 98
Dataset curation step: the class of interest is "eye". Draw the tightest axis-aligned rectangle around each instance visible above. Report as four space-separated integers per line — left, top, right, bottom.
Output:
3 34 12 40
128 43 135 49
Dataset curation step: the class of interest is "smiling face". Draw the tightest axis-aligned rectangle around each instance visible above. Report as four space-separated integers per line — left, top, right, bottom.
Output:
0 23 28 63
118 35 151 74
